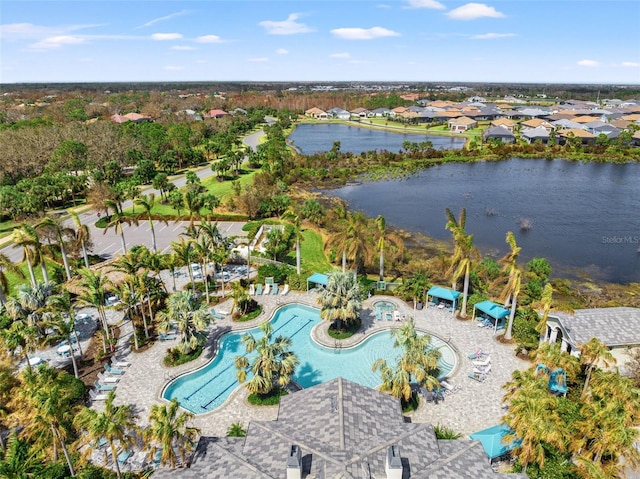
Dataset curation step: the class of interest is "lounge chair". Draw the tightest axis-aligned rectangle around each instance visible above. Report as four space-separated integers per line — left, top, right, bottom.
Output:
472 355 491 368
89 389 110 401
104 363 125 375
440 380 461 394
111 358 131 368
159 331 177 341
263 284 271 295
210 308 226 320
473 363 492 376
467 349 488 360
98 372 119 384
280 284 290 295
249 284 255 296
117 449 133 465
256 283 263 295
94 380 117 391
394 310 402 321
468 372 486 382
272 283 279 295
419 387 444 404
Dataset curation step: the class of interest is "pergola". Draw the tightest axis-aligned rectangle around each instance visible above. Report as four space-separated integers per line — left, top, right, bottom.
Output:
426 286 461 312
306 273 329 291
473 300 510 333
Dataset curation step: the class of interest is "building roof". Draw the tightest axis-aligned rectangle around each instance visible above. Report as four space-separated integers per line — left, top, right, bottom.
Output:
474 301 510 320
427 286 461 302
153 378 525 479
484 126 515 139
521 126 550 139
449 116 477 126
549 307 640 347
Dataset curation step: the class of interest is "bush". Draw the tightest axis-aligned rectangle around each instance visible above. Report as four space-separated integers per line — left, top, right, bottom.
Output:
235 304 262 322
257 263 292 284
247 387 288 406
433 424 462 439
512 307 541 355
327 319 361 340
401 393 419 413
163 346 203 367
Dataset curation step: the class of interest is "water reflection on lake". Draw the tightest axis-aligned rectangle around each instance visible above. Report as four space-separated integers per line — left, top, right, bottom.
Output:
328 158 640 284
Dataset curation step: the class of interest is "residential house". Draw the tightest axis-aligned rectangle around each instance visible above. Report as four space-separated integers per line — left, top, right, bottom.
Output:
153 378 526 479
110 112 150 124
490 118 515 132
541 307 640 376
559 128 596 145
573 115 602 124
350 107 370 118
517 107 553 118
369 107 395 118
520 118 554 131
304 107 328 119
483 126 516 143
206 109 229 119
230 108 247 115
326 107 351 120
467 95 487 103
521 126 551 144
584 121 621 139
551 119 587 130
448 116 477 133
392 106 408 115
176 109 203 121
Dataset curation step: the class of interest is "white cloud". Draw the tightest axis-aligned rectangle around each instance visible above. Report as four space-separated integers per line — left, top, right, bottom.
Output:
331 26 400 40
577 59 600 67
248 57 269 62
164 65 183 70
447 3 505 20
621 61 640 67
276 48 289 55
1 22 101 39
195 35 225 43
171 45 196 51
259 13 313 35
138 10 190 29
471 32 517 40
404 0 446 9
31 35 85 50
151 33 183 41
330 52 351 59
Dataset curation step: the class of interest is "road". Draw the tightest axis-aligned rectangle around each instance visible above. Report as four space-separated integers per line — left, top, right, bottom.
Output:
1 126 266 263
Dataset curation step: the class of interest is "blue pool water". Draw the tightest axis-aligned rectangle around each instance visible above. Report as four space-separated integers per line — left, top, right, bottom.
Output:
374 300 396 320
163 303 457 414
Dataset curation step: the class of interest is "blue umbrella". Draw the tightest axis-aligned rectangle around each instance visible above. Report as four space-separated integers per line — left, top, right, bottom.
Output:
470 424 521 460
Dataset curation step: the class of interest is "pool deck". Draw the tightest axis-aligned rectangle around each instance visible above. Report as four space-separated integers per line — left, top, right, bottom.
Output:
101 290 529 442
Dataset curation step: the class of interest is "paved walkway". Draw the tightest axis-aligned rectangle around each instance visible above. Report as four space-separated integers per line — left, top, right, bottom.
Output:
99 290 528 443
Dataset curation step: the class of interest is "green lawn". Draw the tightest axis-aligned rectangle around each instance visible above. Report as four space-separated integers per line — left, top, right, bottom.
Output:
4 257 63 296
296 229 332 274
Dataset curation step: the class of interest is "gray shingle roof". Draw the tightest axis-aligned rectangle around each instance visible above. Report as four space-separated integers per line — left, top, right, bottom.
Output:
153 378 525 478
551 307 640 347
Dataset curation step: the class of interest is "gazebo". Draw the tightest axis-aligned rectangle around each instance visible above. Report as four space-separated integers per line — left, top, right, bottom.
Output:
473 300 510 333
306 272 329 291
470 424 521 462
426 286 461 312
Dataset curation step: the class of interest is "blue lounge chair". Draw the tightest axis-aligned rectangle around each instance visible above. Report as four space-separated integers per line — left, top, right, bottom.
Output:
468 372 487 382
94 380 117 391
104 363 125 375
210 308 226 320
117 449 133 465
272 283 279 295
256 284 263 295
159 332 177 341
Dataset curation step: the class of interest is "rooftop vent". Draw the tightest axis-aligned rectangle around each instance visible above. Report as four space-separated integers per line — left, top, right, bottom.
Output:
286 445 302 479
385 445 403 479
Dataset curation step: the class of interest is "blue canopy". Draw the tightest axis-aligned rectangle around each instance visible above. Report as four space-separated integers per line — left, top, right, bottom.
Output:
470 424 521 459
307 273 329 290
426 286 461 302
474 301 510 320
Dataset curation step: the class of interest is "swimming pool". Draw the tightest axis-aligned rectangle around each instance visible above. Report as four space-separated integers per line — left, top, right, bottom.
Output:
374 300 396 320
162 303 457 414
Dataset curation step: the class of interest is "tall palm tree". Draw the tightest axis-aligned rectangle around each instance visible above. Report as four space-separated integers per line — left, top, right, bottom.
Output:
171 238 196 292
74 391 137 479
534 283 554 337
327 211 373 274
230 281 250 316
103 199 131 256
43 307 82 378
375 215 386 281
10 365 77 475
134 194 167 252
69 210 91 269
317 270 364 330
115 279 141 350
76 268 111 344
234 322 300 396
498 231 523 340
14 281 55 336
12 224 42 287
444 208 477 318
35 217 74 282
281 207 303 275
0 321 39 373
0 253 23 305
396 270 430 309
579 337 616 399
156 291 212 355
144 399 199 469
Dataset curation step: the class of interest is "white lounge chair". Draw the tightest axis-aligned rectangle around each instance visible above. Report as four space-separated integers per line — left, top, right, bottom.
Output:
263 284 271 295
89 389 110 401
440 380 461 394
111 358 131 369
472 355 491 368
280 284 290 296
249 284 255 296
473 363 492 375
98 372 120 384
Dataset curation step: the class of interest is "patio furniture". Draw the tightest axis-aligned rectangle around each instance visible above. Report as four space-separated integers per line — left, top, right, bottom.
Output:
97 372 119 384
105 363 125 375
159 331 177 341
28 356 43 366
89 389 110 401
280 284 290 295
440 380 461 394
473 363 492 376
94 380 117 392
473 355 491 368
263 284 271 295
468 372 487 382
467 349 488 360
112 358 131 368
117 449 133 465
210 308 226 320
249 284 255 296
272 283 279 295
256 283 263 295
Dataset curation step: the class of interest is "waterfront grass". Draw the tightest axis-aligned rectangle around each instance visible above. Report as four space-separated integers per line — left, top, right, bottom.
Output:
295 229 332 273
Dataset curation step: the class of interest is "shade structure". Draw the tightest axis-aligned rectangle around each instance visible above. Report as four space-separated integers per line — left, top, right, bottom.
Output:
473 300 510 333
426 286 461 311
470 424 521 460
307 273 329 291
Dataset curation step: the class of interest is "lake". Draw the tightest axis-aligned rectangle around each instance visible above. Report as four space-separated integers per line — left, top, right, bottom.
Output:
327 158 640 284
288 123 466 155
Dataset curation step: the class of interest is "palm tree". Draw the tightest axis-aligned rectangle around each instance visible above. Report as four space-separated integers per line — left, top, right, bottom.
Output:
12 224 42 287
171 238 196 292
375 215 386 281
230 281 250 316
76 268 111 344
10 365 77 475
534 283 554 337
281 207 303 275
69 210 91 269
498 231 523 340
0 434 45 477
103 199 131 256
579 337 616 399
444 208 477 318
226 422 247 437
115 280 141 351
35 217 74 282
0 321 39 373
144 399 199 469
134 194 167 252
0 253 23 305
234 322 300 396
317 270 364 330
396 270 430 309
74 391 137 479
327 210 373 274
156 291 212 355
43 310 81 378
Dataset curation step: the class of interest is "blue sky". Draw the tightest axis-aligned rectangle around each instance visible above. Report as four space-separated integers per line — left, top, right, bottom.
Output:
1 1 639 84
